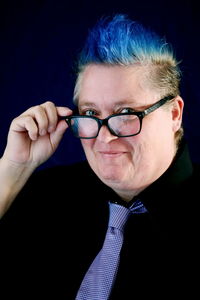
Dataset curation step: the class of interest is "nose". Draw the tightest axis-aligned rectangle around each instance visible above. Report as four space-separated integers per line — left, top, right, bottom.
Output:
96 125 118 143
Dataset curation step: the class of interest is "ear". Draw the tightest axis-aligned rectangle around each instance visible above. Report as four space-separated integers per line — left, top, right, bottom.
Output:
171 96 184 133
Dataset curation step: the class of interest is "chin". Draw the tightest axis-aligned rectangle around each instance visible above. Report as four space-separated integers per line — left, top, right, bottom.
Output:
97 166 127 186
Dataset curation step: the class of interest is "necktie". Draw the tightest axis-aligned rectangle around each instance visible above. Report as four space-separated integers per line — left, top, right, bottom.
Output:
76 200 147 300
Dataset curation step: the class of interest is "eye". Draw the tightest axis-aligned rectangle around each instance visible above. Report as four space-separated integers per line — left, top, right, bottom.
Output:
120 107 134 114
82 109 98 116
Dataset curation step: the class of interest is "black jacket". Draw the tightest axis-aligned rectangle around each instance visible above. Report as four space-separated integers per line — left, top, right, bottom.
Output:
1 141 199 299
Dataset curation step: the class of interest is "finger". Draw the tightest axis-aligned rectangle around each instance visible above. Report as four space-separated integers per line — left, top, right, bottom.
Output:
11 115 39 141
49 106 73 147
56 106 73 117
56 106 73 134
18 103 73 138
22 105 49 136
54 106 73 134
40 101 58 133
50 119 68 150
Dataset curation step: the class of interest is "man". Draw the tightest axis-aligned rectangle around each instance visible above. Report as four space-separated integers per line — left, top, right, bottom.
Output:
0 14 199 299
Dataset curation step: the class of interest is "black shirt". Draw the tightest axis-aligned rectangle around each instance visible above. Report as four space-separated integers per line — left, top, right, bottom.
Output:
0 141 199 299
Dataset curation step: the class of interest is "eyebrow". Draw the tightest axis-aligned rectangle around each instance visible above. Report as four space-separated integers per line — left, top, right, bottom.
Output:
78 102 99 109
78 99 145 111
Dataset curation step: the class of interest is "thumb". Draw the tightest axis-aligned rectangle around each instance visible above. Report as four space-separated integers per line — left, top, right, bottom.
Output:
50 119 68 150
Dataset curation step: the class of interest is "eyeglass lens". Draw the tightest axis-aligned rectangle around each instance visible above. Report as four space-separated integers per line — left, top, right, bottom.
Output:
109 114 140 137
71 117 98 138
70 114 141 138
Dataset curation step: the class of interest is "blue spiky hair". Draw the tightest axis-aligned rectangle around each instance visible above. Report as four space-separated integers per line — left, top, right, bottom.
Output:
77 14 176 67
74 14 181 101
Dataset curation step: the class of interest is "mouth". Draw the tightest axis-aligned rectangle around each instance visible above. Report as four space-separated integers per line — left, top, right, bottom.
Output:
98 151 127 158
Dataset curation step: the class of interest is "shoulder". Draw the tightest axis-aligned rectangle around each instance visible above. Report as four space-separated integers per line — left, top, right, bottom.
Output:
28 160 105 194
30 160 92 185
18 160 103 202
1 160 109 223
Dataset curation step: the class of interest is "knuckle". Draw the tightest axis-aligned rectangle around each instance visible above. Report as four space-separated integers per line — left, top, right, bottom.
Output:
41 101 55 110
25 105 44 116
24 115 34 124
45 101 55 106
34 104 45 113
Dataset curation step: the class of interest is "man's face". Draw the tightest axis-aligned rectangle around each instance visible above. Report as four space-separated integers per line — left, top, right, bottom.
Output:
77 64 183 200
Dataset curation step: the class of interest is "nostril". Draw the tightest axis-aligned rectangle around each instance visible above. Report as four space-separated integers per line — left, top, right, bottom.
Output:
97 125 118 142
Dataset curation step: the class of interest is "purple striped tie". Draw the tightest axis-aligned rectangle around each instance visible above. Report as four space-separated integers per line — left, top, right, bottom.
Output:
76 200 147 300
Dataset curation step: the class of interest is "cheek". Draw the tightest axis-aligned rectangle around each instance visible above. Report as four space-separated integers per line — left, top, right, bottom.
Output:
81 140 95 158
141 113 171 143
129 138 150 168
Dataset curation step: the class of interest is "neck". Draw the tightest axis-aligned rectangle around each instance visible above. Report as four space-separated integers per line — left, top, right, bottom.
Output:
114 186 146 203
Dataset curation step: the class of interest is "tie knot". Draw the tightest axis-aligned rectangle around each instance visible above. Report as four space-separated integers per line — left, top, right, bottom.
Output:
108 203 131 231
108 200 147 231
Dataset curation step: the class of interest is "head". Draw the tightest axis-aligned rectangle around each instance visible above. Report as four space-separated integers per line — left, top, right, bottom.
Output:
73 14 184 200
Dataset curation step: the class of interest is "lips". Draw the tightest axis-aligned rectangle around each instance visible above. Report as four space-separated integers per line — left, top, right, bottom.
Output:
98 151 127 157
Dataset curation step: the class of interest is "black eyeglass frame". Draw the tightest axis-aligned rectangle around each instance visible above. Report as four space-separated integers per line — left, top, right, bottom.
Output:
64 95 174 139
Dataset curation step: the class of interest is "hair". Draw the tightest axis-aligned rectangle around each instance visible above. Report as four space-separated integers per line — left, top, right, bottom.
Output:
73 14 183 144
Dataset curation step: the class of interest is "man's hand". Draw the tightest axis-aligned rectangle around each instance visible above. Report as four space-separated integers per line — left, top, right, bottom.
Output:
0 101 72 217
3 101 72 168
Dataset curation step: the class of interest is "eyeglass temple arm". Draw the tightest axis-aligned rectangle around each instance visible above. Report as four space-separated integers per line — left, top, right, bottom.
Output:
60 108 79 122
143 95 174 116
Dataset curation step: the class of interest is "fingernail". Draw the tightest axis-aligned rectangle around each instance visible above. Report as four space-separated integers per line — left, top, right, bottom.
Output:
40 129 46 136
48 126 54 133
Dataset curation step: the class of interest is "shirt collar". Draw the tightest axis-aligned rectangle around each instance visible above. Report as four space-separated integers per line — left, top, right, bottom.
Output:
109 139 193 213
138 139 193 222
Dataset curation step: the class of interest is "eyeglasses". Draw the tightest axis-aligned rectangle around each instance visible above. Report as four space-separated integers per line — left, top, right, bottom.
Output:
64 95 174 139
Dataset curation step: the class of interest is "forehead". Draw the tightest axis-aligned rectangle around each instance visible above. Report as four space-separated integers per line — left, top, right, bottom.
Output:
78 64 157 107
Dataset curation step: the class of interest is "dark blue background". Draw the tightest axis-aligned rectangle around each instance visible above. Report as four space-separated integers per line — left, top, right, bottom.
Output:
0 0 199 169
